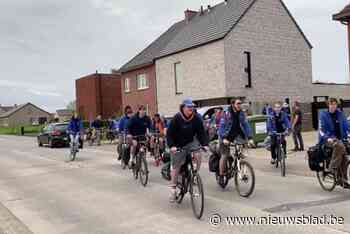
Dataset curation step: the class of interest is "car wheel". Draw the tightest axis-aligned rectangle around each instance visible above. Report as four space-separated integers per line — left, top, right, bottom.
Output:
38 138 43 147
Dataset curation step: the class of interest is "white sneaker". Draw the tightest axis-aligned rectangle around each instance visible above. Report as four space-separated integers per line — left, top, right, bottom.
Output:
169 188 176 203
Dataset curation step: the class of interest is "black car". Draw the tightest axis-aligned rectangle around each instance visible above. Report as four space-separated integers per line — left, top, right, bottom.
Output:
37 123 69 148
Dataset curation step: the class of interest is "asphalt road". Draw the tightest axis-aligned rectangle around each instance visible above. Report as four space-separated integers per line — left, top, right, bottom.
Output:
0 133 349 234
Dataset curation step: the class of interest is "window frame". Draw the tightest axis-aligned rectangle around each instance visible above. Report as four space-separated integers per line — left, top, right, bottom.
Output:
174 62 183 95
136 73 149 90
124 78 130 93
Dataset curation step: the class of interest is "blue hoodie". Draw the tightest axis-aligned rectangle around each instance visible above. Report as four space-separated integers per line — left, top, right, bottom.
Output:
318 109 350 144
68 118 83 134
267 111 291 134
118 114 130 133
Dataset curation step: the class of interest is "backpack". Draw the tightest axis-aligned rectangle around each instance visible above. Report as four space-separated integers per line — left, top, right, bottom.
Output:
307 145 324 172
209 153 220 173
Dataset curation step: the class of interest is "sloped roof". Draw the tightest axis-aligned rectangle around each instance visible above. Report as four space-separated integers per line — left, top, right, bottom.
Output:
0 103 50 118
0 106 15 113
157 0 256 58
118 0 312 71
333 4 350 21
56 109 73 116
118 20 187 73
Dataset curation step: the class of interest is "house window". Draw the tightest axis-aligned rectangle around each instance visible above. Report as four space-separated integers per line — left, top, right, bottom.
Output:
124 78 130 93
244 51 252 88
137 74 148 90
174 62 183 94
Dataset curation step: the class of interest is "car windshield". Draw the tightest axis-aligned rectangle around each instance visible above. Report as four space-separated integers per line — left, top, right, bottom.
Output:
54 124 68 131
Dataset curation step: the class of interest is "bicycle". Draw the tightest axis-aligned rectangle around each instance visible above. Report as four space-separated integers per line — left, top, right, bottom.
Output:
173 147 206 219
118 133 130 170
272 132 288 177
131 135 149 187
68 133 80 162
216 141 255 197
150 132 163 166
317 140 350 192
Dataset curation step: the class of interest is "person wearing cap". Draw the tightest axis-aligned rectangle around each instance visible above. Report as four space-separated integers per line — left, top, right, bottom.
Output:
218 98 254 186
117 105 133 160
166 98 209 203
126 105 152 168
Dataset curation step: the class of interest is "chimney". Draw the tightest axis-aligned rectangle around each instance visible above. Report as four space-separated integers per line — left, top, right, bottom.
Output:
200 6 204 15
184 9 197 22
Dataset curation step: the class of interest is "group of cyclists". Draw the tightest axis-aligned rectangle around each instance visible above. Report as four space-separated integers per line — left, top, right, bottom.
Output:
65 96 350 202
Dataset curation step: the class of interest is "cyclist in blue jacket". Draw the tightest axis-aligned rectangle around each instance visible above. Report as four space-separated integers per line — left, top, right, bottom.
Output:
117 106 133 160
267 102 291 165
68 113 84 150
218 99 254 186
319 98 350 173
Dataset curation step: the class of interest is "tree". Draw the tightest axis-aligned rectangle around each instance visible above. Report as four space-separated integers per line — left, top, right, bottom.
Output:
66 100 76 111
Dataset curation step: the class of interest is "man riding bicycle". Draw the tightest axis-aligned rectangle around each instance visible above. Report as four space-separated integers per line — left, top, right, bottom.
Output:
267 102 291 165
91 115 103 146
68 113 83 151
218 99 254 187
166 98 209 203
126 105 152 168
117 106 133 160
319 98 350 174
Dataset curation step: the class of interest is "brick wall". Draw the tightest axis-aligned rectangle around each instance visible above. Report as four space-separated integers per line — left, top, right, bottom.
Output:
76 73 122 120
120 65 157 116
156 40 226 116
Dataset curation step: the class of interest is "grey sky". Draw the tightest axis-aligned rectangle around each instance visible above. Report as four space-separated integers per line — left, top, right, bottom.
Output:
0 0 349 112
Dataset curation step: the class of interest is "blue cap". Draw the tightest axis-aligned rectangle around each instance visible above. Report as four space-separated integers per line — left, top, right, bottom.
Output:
182 98 195 108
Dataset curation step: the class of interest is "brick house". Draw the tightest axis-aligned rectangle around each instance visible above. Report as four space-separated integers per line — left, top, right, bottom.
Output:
118 0 350 130
156 0 315 116
0 103 52 127
116 20 186 116
76 72 122 120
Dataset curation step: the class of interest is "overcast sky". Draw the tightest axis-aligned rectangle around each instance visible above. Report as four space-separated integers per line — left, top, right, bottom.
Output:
0 0 349 112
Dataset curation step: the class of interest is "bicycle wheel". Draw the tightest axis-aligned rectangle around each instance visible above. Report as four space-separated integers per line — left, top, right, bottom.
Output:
275 148 279 168
234 160 255 198
139 154 149 186
217 159 230 189
133 157 139 180
190 173 204 219
317 170 336 192
176 176 186 204
280 149 286 177
68 145 76 162
120 145 126 169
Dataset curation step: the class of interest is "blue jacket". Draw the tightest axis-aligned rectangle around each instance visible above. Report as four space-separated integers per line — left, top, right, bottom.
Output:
318 109 350 144
218 109 252 140
68 118 83 134
267 111 291 134
118 115 130 133
127 113 152 136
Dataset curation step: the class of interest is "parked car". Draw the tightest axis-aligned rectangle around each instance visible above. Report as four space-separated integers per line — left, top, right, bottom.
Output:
37 123 69 148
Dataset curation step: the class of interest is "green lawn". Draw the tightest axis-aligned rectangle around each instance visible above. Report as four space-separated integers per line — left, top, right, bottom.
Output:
0 125 44 136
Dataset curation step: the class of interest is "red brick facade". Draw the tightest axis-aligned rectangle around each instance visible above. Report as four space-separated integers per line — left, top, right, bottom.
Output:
76 73 122 120
119 65 157 116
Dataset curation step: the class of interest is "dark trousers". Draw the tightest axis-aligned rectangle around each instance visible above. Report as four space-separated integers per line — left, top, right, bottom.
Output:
292 125 304 150
270 135 286 160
